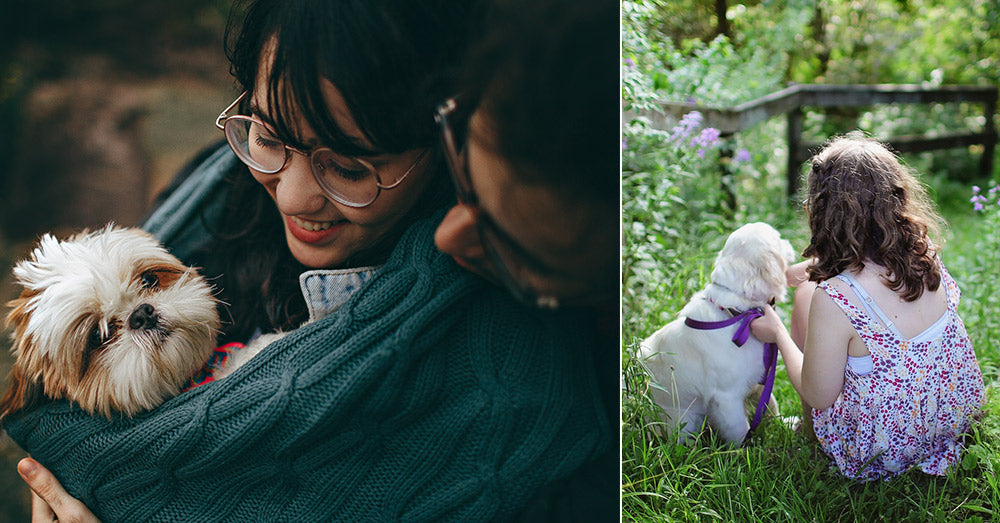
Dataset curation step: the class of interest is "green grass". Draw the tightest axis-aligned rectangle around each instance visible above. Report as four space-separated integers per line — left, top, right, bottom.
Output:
622 166 1000 522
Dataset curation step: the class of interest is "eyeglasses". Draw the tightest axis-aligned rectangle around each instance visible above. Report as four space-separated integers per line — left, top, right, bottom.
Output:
216 91 426 208
434 97 561 310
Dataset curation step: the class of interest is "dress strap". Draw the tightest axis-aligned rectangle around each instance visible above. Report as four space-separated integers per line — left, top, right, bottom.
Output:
937 258 961 311
833 272 899 336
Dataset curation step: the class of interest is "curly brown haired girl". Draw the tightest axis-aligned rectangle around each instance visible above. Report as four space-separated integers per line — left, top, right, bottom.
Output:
802 134 943 301
751 134 984 480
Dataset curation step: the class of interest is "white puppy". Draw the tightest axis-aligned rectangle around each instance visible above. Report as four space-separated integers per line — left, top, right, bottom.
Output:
0 226 300 422
0 226 221 420
639 222 795 443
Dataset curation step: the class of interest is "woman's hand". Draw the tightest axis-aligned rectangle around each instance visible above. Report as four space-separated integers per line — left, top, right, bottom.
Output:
18 458 100 523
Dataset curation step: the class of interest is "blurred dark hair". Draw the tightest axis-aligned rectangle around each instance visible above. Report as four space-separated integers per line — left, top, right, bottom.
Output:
196 0 468 343
460 0 619 208
803 134 943 301
227 0 471 155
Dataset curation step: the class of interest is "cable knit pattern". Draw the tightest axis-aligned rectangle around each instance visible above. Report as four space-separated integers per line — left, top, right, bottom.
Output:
3 216 611 522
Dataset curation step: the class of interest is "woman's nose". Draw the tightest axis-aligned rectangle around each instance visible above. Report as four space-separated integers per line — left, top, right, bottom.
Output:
273 153 328 215
434 203 486 260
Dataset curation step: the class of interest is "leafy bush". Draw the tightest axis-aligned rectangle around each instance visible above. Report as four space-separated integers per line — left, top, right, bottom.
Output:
622 1 1000 521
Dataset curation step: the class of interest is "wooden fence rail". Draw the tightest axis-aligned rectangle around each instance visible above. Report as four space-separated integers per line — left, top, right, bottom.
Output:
625 84 999 196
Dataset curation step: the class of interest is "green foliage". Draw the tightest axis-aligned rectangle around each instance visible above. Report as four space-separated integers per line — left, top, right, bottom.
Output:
956 181 1000 376
786 0 1000 86
623 1 1000 520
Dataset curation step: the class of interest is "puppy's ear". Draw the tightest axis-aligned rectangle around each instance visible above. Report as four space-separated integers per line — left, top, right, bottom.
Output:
0 364 45 426
2 288 47 426
6 287 38 330
759 248 791 304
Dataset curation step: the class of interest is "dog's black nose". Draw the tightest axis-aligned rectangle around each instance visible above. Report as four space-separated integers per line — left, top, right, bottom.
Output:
128 303 159 330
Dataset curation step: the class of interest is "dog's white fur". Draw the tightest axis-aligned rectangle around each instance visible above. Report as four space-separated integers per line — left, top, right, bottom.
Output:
639 222 795 443
0 226 222 419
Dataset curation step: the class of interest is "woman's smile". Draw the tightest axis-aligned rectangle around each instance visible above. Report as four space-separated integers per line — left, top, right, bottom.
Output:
285 215 348 244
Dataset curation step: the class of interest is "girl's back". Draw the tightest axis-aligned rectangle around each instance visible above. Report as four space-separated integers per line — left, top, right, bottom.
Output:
812 259 984 480
831 261 948 355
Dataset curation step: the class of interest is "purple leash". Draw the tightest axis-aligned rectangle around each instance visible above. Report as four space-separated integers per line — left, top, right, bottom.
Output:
684 309 778 438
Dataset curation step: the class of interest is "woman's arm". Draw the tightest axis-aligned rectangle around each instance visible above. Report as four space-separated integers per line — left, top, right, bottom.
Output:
4 219 611 522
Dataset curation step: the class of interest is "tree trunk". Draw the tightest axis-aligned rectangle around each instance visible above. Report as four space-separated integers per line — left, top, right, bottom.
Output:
715 0 729 39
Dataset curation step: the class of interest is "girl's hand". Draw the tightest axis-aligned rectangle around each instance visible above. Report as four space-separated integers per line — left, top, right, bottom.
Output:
750 305 788 344
785 259 815 287
18 458 100 523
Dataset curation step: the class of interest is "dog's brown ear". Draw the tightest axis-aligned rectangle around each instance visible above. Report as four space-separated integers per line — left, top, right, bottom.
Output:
6 288 39 330
2 288 45 426
0 365 44 426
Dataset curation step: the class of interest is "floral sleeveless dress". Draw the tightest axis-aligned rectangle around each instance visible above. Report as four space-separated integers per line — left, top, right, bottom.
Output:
812 263 984 481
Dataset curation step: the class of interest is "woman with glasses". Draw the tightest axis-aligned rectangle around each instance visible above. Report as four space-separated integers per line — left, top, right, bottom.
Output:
8 0 613 521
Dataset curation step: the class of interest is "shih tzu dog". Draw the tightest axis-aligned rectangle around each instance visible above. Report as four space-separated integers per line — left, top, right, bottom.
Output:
0 226 221 420
639 222 795 443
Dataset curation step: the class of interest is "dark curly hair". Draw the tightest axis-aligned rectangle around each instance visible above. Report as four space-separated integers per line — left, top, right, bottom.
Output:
802 134 943 301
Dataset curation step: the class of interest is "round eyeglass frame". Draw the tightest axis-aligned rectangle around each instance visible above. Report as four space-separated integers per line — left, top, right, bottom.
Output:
434 97 561 310
216 90 426 208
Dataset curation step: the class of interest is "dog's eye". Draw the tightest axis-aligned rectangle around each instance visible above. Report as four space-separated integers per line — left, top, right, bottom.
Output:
87 325 102 350
140 271 160 289
83 322 115 378
86 322 118 351
87 324 106 351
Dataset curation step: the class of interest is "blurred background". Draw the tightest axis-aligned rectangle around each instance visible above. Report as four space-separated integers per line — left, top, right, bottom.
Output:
0 1 237 519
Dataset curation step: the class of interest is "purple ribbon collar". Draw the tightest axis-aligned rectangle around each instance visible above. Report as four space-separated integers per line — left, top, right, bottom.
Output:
684 309 778 437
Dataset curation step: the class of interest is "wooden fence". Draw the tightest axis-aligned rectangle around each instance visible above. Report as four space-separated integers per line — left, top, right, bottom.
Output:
626 84 999 196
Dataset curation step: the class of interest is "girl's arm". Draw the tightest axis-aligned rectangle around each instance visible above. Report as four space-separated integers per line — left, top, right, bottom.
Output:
749 306 803 394
750 289 850 410
799 287 851 410
785 259 815 287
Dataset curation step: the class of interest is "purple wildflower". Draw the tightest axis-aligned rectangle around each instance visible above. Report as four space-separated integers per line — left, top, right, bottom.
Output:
691 127 721 149
669 111 703 143
624 57 636 68
733 148 752 164
690 127 721 158
970 184 999 212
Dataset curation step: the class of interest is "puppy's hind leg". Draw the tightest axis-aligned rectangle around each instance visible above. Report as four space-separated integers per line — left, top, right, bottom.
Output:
654 394 706 444
707 393 751 444
674 399 708 444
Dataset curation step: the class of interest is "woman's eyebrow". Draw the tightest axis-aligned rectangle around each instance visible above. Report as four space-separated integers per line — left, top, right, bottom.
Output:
249 99 378 155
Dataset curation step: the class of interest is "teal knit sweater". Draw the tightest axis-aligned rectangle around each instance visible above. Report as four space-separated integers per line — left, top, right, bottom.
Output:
3 148 613 522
